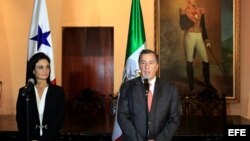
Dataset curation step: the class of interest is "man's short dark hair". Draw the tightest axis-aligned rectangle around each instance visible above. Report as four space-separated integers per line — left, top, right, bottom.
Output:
138 49 159 63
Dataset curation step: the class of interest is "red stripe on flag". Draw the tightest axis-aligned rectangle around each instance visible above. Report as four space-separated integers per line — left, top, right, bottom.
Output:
51 78 56 85
115 135 122 141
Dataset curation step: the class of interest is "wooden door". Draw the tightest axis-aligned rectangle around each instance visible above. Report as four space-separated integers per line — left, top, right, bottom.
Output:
62 27 114 101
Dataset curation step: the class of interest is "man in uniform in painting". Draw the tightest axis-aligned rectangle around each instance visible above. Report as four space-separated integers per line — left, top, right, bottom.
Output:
179 0 217 92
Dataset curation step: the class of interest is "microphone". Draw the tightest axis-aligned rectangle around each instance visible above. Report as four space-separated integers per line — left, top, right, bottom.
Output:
143 78 149 94
21 78 35 96
25 78 35 89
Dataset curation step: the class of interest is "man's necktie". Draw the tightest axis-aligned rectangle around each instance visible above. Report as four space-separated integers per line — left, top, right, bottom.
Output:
148 84 153 112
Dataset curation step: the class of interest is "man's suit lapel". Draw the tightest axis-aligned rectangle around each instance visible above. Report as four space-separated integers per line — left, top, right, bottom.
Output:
150 78 162 113
134 77 147 109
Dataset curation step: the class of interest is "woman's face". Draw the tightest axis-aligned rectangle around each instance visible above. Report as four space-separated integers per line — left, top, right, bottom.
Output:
33 59 50 81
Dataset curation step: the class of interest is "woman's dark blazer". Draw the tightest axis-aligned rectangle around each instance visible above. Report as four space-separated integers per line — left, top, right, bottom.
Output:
16 84 65 141
118 77 181 141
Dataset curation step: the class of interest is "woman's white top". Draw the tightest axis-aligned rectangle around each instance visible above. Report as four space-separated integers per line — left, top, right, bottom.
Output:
34 86 48 136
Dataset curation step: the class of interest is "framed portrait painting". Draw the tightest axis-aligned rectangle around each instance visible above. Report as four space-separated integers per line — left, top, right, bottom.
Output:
155 0 240 102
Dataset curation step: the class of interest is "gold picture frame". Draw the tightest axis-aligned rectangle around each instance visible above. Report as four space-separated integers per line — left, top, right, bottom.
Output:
155 0 240 102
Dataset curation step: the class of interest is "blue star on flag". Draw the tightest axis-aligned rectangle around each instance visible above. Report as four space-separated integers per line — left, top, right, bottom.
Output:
30 25 51 51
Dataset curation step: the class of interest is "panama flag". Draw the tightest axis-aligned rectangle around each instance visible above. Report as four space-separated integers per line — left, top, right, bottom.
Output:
28 0 56 84
112 0 146 140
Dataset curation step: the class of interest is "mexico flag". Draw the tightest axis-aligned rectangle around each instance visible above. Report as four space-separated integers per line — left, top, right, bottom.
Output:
27 0 56 84
112 0 146 140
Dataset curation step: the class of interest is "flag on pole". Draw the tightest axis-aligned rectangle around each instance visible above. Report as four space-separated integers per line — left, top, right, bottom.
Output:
27 0 56 84
122 0 146 82
112 0 146 140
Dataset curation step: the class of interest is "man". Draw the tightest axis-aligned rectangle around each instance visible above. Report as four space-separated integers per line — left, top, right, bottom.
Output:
118 49 181 141
179 0 216 92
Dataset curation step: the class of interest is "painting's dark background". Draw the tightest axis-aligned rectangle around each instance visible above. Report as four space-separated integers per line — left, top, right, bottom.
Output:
221 0 233 76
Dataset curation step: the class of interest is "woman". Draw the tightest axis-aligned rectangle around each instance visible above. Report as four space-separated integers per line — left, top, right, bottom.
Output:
16 52 65 141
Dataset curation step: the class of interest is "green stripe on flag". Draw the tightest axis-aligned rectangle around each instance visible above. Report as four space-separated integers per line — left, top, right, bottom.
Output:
125 0 146 60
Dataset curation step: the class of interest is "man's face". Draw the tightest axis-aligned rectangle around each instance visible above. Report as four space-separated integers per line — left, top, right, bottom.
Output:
139 53 158 80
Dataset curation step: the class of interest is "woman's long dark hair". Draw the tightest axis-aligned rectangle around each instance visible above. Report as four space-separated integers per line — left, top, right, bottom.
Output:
26 52 51 84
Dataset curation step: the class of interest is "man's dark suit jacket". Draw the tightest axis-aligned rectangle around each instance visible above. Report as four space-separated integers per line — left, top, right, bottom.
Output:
118 77 180 141
16 84 65 141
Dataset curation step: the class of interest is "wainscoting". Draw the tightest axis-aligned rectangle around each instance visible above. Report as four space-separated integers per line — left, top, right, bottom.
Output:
1 92 250 141
1 115 250 141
